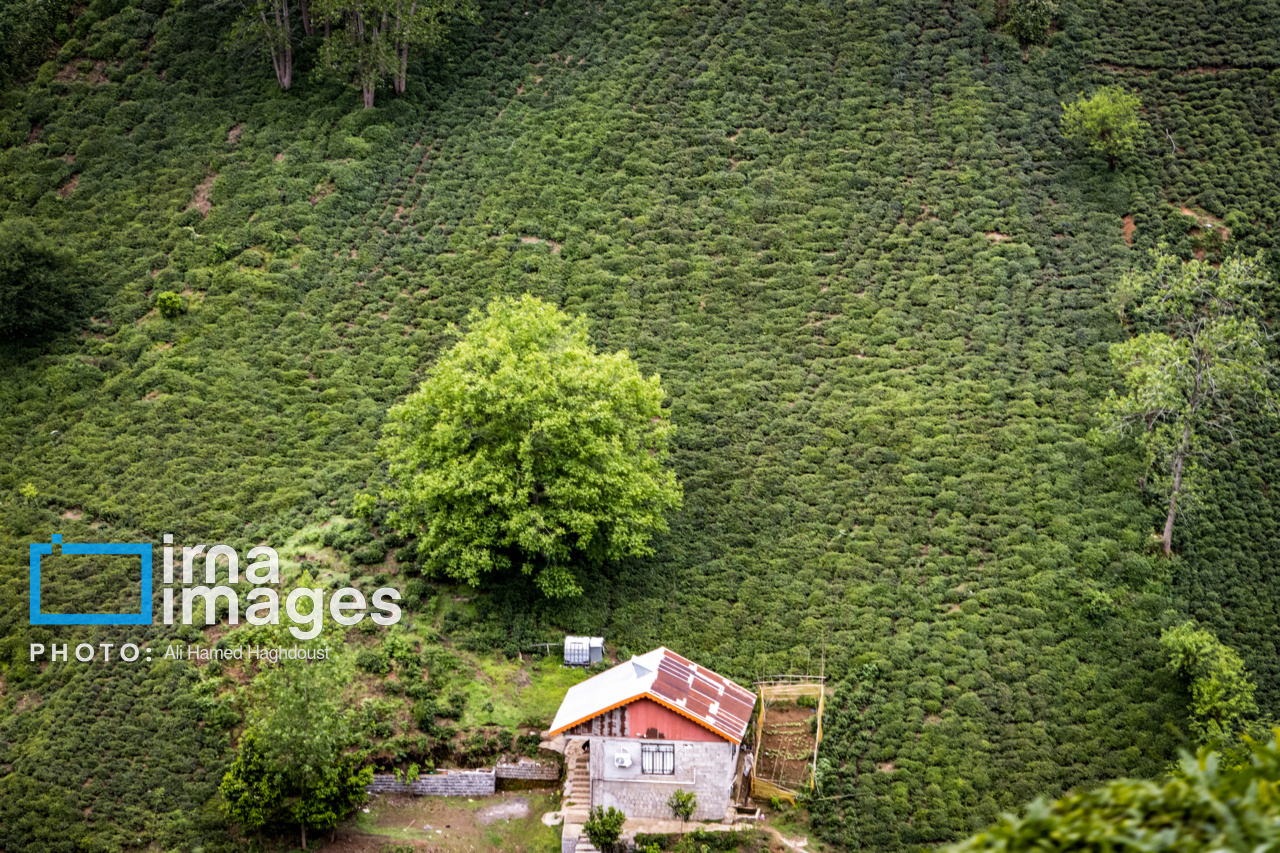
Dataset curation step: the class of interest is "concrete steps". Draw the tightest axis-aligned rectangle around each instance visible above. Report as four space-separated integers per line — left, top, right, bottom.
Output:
562 739 592 825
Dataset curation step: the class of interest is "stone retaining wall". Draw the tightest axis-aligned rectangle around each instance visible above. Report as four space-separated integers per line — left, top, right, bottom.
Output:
366 769 495 797
495 760 562 781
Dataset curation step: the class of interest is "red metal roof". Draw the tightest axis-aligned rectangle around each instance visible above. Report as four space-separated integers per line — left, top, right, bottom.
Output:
548 647 756 744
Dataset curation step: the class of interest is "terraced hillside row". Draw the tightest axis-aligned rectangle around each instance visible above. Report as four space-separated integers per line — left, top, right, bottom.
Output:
0 0 1277 849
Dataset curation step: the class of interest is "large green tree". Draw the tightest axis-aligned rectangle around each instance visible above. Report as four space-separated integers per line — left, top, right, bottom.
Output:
219 729 286 843
313 0 477 108
1098 250 1275 555
381 294 683 598
1061 86 1145 170
223 648 371 849
230 0 297 90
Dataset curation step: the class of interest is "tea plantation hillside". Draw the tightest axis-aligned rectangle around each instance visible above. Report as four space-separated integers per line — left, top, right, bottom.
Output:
1 0 1279 849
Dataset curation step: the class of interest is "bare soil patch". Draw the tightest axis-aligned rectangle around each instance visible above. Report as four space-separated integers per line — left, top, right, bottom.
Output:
191 173 217 217
348 791 560 852
1122 214 1135 246
227 123 244 145
57 174 78 198
478 797 530 824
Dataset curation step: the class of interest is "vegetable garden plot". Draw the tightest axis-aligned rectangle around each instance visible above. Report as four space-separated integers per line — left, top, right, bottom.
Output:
2 0 1280 849
752 680 825 805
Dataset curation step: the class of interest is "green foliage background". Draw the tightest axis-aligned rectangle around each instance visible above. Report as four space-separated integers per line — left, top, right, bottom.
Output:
0 0 1278 849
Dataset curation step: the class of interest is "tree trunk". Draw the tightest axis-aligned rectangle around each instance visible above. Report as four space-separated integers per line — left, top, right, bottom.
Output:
301 823 307 850
395 43 408 94
300 0 312 36
262 0 292 90
363 85 375 108
1162 423 1193 555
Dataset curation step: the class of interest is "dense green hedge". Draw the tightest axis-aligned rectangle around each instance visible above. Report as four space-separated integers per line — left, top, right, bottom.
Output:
0 0 1278 849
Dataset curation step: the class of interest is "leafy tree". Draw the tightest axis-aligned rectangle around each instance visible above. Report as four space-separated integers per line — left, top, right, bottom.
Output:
230 0 298 90
313 0 477 108
1161 622 1259 746
220 729 286 843
0 219 84 342
1098 250 1275 555
0 0 73 88
233 651 372 848
1004 0 1056 44
381 294 682 598
1061 86 1145 170
668 788 697 831
584 805 627 853
946 733 1280 853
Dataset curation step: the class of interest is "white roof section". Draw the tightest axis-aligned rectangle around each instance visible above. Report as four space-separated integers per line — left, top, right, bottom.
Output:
548 647 756 743
551 648 664 734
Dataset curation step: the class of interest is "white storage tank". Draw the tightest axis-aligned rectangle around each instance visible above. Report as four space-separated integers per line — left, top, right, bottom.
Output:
564 635 605 666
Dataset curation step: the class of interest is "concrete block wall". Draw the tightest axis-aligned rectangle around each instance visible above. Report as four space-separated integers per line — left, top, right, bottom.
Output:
588 738 736 821
366 769 495 797
495 760 562 781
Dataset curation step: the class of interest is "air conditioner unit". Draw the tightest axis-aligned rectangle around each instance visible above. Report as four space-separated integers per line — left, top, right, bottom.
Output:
614 748 632 768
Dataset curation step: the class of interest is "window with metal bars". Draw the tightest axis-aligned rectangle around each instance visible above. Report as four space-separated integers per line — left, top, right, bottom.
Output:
641 743 674 775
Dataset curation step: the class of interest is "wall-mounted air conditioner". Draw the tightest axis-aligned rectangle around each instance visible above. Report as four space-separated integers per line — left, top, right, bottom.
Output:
614 748 632 768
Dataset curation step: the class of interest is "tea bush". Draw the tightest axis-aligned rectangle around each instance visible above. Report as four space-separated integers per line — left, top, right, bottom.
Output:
1 0 1279 849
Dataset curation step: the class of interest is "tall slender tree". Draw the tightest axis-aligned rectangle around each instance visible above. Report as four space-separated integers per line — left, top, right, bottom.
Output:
313 0 476 108
231 0 296 90
1098 249 1276 555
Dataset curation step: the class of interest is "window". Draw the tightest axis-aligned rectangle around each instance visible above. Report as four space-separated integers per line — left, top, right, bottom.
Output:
641 743 674 775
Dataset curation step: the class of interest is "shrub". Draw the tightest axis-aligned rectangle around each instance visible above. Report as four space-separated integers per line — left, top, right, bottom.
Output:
155 290 184 318
584 805 627 853
947 734 1280 853
355 648 390 675
1160 622 1259 745
0 219 85 341
1006 0 1056 43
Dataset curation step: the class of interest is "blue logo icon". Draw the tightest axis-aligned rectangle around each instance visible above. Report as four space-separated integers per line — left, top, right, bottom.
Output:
29 535 153 625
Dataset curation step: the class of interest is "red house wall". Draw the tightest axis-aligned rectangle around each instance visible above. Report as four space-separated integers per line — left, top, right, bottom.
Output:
625 697 724 742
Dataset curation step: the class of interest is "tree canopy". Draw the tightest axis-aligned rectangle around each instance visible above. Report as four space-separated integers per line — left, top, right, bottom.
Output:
221 642 371 849
1097 249 1275 554
1061 86 1145 169
381 294 682 598
1161 622 1260 747
0 218 84 342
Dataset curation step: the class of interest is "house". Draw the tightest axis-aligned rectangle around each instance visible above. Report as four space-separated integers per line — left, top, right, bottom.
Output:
548 647 756 822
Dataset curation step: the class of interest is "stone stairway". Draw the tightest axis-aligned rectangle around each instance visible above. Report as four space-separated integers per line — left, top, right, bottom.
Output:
562 739 591 825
